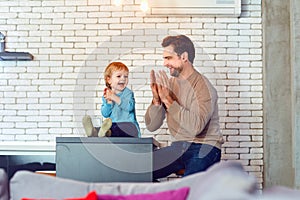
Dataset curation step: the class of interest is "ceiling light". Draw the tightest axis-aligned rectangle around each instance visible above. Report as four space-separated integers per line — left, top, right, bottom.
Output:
114 0 122 6
140 0 148 12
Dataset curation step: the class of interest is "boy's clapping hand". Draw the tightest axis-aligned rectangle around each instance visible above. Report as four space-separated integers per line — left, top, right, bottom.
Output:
104 88 113 104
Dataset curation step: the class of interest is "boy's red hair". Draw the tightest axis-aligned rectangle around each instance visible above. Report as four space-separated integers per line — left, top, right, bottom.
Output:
104 62 129 89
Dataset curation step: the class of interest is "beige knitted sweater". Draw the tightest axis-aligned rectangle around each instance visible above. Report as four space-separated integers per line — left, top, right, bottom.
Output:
145 69 223 149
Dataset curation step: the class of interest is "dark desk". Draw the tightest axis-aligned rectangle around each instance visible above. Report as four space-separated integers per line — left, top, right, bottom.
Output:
56 137 159 182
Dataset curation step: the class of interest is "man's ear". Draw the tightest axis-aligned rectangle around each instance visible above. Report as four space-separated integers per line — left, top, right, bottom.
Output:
181 52 188 62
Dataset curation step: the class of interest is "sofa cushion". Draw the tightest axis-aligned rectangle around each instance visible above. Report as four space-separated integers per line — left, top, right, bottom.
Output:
10 171 118 200
0 168 9 200
10 161 258 200
88 161 258 200
22 191 98 200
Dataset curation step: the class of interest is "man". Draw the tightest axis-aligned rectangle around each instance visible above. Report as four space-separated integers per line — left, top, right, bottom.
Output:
145 35 224 179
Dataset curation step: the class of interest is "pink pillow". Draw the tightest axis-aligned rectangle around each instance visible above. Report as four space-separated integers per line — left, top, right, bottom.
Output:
97 187 190 200
22 187 189 200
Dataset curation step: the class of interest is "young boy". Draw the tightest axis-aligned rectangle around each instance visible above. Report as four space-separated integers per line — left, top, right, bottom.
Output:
83 62 140 138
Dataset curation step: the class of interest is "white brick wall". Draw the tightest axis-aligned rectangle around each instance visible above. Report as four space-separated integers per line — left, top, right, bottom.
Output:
0 0 263 188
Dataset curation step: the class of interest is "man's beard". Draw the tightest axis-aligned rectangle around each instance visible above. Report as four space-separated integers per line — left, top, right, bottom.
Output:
171 67 183 77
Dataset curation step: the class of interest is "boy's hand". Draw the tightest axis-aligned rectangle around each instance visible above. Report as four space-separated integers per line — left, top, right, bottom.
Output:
104 88 121 105
104 88 108 95
103 88 113 104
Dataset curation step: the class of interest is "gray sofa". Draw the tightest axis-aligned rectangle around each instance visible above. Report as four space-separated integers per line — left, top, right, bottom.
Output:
1 161 300 200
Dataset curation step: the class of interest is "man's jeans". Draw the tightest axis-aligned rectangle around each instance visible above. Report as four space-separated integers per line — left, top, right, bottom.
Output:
153 141 221 180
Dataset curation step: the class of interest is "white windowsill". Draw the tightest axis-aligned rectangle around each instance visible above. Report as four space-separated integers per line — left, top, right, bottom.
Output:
0 141 56 155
